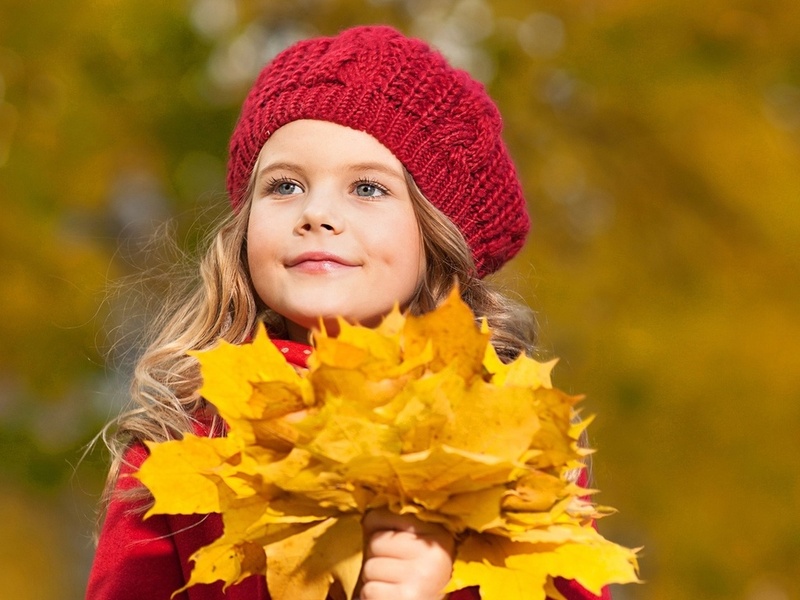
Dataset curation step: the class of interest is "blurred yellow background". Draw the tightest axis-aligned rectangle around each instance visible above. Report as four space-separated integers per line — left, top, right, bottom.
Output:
1 1 798 598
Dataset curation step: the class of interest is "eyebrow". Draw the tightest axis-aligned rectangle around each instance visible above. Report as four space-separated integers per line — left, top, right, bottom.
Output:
344 162 405 180
255 161 303 181
256 161 405 182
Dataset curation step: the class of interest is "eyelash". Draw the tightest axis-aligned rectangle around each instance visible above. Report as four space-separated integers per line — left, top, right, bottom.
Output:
262 177 390 196
263 176 298 195
354 178 389 196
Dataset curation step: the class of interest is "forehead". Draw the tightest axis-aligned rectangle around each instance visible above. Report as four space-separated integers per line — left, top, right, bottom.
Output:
255 120 405 174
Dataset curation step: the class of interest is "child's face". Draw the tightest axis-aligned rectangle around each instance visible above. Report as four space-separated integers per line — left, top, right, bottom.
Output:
247 119 425 342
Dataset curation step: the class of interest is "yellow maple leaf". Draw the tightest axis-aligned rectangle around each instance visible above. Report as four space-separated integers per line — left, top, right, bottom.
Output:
401 289 489 381
264 515 363 600
137 287 639 599
438 378 540 460
136 434 241 517
187 324 314 445
183 538 267 592
502 470 578 513
497 354 557 389
296 393 404 463
447 531 639 600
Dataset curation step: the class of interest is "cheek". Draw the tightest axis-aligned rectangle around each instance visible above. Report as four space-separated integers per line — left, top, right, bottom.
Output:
379 216 424 286
246 218 282 286
246 226 262 271
248 204 284 258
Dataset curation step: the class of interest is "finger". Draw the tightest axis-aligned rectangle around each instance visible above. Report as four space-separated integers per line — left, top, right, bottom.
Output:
362 509 449 537
360 572 448 600
361 555 406 583
357 579 399 600
364 523 456 563
366 529 426 559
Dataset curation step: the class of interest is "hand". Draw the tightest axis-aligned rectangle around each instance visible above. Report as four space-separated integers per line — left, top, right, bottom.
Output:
357 509 455 600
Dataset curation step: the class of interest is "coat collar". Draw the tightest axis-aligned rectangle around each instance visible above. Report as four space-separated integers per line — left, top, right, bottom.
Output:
270 338 312 369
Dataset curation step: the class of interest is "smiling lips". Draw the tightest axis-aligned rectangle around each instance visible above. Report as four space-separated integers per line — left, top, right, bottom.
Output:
286 251 359 274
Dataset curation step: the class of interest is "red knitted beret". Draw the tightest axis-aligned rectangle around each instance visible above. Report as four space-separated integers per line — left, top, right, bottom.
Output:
227 25 529 276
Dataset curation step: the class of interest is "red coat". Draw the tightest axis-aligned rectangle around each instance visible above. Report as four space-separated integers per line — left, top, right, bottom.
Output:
87 340 610 600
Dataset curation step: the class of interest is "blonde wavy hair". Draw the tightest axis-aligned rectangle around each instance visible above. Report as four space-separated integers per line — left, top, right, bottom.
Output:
99 169 537 510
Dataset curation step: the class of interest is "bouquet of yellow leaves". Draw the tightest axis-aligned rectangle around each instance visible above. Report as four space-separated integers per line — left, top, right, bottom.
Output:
136 290 639 599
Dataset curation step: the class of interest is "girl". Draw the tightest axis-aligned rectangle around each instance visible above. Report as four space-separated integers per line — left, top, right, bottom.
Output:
88 25 610 600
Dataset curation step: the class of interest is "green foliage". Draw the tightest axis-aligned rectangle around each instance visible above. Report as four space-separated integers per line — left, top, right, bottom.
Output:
1 0 798 598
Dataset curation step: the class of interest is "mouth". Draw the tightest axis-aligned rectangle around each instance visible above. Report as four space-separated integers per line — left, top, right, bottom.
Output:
286 251 359 273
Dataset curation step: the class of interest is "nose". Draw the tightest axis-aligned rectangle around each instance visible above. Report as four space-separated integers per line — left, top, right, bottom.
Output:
295 187 342 234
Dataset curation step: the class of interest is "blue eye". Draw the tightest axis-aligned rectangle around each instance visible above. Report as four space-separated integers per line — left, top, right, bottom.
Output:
266 177 301 196
354 179 388 198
